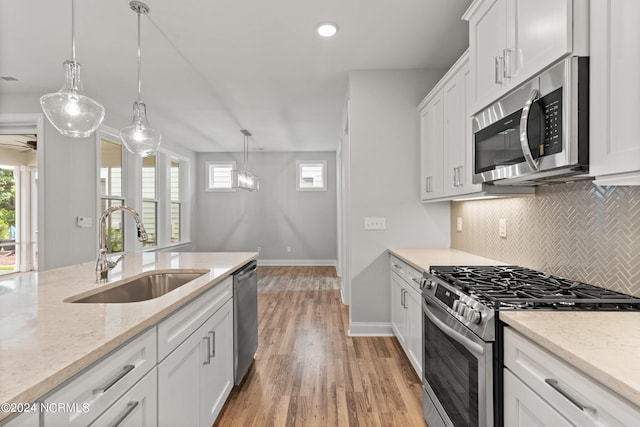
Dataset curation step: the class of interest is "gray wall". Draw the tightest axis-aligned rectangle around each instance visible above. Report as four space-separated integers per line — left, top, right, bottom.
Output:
346 69 451 334
194 151 337 263
0 93 196 271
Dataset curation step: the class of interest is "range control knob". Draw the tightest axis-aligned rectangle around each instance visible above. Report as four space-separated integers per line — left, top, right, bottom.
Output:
452 300 460 312
457 303 468 317
464 309 482 325
423 279 433 290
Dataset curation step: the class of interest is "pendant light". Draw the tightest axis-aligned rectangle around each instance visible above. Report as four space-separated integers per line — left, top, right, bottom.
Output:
232 130 260 191
40 0 105 138
120 1 161 157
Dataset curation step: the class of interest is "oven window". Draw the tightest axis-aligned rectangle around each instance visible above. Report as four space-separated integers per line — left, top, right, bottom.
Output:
424 314 479 427
474 109 524 173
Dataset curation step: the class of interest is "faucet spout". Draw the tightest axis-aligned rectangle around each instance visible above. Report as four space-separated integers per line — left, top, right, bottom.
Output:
96 205 148 283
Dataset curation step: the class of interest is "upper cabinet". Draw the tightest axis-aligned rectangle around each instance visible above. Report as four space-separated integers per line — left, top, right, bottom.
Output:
419 52 484 202
463 0 588 114
589 0 640 185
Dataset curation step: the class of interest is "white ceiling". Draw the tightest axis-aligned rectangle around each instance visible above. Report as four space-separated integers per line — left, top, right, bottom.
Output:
0 0 471 152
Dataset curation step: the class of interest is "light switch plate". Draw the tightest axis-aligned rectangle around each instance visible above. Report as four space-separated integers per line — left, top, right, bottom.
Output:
456 217 463 232
364 217 386 230
76 216 92 228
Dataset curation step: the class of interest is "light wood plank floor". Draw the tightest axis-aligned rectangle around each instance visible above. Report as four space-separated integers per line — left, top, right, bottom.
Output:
214 266 427 427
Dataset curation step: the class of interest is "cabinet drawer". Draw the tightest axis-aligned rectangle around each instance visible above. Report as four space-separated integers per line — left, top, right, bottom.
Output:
504 327 640 426
390 256 423 292
88 368 157 427
44 327 156 427
158 276 232 361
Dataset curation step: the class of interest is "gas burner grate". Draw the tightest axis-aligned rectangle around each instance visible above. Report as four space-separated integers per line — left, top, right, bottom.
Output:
430 265 640 310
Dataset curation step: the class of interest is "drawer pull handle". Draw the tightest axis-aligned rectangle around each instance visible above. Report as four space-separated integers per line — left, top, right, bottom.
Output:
392 263 402 269
411 277 420 284
203 336 211 365
545 378 596 413
94 364 135 394
108 400 139 427
209 331 216 358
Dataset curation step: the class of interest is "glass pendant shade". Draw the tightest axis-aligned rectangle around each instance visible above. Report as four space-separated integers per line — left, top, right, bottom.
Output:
40 61 105 138
232 170 260 191
120 101 161 156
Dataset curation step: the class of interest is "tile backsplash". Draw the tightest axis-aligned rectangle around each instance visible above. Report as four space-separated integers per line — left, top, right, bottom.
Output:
451 180 640 297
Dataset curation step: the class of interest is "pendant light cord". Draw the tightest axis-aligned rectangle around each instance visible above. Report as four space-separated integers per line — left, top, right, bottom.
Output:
71 0 76 60
136 10 142 101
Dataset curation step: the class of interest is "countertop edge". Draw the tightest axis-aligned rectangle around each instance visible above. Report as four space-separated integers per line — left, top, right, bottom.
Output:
0 253 258 421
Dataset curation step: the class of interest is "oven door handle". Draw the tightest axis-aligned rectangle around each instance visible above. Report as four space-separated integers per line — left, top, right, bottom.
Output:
423 300 485 356
519 88 540 172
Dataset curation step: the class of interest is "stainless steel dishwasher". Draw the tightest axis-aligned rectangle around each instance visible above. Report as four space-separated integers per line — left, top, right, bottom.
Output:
233 259 258 385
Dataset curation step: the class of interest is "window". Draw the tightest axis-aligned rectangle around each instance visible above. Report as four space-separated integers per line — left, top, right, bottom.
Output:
206 161 236 191
170 160 181 243
142 155 157 247
296 160 327 191
100 138 125 253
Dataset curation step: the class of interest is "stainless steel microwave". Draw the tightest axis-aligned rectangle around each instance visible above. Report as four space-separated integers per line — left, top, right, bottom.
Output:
472 57 589 186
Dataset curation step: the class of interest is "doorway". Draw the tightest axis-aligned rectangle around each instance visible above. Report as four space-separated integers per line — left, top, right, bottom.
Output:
0 134 38 275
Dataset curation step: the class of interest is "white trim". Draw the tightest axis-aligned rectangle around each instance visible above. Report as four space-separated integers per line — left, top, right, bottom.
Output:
205 161 236 192
347 322 394 337
257 259 337 267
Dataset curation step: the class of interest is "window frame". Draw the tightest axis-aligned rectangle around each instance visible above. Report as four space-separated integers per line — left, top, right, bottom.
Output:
296 160 328 191
141 154 158 249
97 131 127 254
169 159 181 244
206 161 237 192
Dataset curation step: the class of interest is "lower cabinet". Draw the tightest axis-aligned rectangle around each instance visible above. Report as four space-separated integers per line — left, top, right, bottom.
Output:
0 410 38 427
158 298 234 427
504 327 640 427
390 256 422 378
90 368 157 427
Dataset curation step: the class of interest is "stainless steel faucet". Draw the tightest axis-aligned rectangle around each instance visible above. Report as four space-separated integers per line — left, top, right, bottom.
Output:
96 205 148 283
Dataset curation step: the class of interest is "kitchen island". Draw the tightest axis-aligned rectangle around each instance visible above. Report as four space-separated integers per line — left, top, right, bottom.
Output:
0 251 258 424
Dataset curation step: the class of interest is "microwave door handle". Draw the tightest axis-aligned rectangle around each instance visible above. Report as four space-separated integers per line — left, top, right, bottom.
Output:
519 89 540 171
423 300 485 356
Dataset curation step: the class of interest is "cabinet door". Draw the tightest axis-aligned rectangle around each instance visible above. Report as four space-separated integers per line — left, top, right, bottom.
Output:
504 369 573 427
590 0 640 184
158 320 206 427
390 272 407 347
419 92 444 200
468 0 508 112
404 286 422 378
510 0 572 85
200 299 234 427
443 68 465 196
89 368 157 427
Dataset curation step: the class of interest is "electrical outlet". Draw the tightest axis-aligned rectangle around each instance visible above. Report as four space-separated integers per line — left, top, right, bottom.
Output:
286 246 291 253
499 219 507 238
257 246 262 253
364 217 386 230
456 217 463 232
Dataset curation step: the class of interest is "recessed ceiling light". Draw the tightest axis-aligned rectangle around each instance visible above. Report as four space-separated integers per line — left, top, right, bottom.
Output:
316 23 338 38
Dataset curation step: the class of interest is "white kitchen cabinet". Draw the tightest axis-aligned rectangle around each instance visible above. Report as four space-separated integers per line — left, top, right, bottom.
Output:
464 0 586 114
419 91 444 200
43 327 157 427
89 368 157 427
158 298 233 427
0 410 39 427
389 256 422 377
503 369 573 427
589 0 640 185
504 327 640 427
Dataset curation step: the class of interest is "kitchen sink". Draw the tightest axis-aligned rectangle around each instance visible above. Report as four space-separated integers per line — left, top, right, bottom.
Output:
66 270 209 303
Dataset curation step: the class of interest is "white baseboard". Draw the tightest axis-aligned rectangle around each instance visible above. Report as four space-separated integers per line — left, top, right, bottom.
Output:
348 322 394 337
257 259 337 267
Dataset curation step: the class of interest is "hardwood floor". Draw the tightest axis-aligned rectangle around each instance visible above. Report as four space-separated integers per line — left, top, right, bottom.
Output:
214 266 426 427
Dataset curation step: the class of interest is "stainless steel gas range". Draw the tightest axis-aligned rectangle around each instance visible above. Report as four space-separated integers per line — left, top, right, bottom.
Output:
420 265 640 427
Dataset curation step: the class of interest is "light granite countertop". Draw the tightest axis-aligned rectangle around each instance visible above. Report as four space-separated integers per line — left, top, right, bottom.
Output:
388 248 505 272
501 311 640 409
0 251 257 422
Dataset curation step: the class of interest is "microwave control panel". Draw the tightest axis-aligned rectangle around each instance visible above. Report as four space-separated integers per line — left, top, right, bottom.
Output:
540 88 563 157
